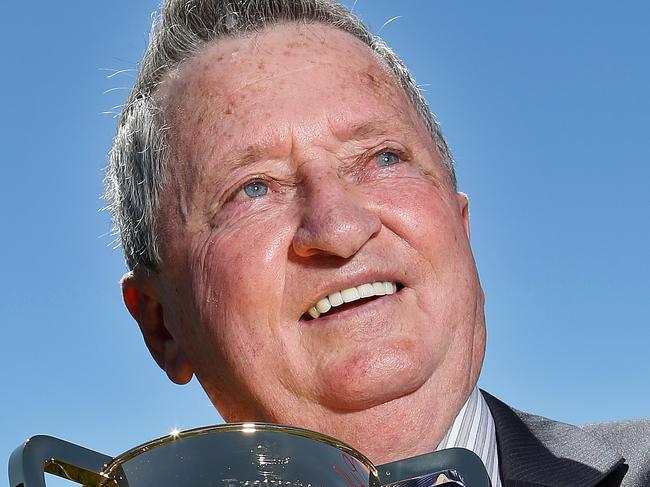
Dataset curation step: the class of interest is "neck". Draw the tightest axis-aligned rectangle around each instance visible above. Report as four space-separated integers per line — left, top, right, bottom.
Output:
275 381 473 465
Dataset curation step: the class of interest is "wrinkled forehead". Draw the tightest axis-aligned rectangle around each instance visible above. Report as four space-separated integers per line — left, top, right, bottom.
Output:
155 22 415 142
158 22 398 104
151 21 433 206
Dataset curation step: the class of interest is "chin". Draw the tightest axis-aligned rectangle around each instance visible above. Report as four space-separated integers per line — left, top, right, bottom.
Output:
314 338 436 412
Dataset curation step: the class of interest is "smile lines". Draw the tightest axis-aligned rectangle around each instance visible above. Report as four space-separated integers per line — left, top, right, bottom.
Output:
307 281 398 319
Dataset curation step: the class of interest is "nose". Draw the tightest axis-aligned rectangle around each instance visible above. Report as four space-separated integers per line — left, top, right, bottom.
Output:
292 173 381 259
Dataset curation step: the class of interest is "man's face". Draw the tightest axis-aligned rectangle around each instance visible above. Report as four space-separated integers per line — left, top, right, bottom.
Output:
143 23 485 454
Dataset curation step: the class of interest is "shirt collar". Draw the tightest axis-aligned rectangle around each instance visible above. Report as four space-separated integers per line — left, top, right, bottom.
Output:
436 387 502 487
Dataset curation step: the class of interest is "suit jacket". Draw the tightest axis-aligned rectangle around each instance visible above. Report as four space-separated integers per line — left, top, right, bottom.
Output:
481 391 650 487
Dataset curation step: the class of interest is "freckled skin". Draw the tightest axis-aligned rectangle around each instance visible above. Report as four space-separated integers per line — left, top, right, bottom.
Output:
137 23 486 464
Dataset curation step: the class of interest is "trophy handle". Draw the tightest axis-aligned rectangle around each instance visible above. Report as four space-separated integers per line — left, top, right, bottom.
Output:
9 435 113 487
376 448 491 487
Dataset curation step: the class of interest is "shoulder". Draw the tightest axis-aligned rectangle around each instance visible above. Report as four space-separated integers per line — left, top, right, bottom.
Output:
580 418 650 447
579 419 650 487
481 390 650 487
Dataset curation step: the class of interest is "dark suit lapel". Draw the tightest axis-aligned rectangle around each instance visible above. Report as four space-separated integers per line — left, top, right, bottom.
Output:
481 390 625 487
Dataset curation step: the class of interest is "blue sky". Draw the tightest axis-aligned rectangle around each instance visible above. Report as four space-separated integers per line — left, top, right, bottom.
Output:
2 1 648 481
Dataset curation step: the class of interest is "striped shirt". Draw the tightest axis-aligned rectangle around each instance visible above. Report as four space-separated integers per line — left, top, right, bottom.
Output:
436 387 502 487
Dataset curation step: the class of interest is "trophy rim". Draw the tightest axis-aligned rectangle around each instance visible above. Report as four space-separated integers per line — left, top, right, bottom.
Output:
101 422 379 481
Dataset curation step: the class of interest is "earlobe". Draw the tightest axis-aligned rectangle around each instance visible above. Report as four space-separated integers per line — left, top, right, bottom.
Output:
121 272 194 384
164 342 194 384
456 192 471 239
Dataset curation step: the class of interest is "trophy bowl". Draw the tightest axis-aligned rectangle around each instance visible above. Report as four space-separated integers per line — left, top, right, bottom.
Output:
9 423 490 487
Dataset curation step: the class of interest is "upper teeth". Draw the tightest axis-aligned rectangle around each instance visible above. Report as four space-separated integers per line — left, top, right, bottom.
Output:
307 281 398 319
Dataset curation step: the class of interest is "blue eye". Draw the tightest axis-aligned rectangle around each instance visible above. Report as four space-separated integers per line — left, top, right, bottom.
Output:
376 151 400 166
242 180 268 198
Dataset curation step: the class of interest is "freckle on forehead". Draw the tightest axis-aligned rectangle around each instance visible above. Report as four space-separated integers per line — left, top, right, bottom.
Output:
162 23 413 166
286 40 299 48
360 70 382 90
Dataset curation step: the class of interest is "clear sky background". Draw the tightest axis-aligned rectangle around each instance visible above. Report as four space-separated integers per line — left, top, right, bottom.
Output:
2 1 648 483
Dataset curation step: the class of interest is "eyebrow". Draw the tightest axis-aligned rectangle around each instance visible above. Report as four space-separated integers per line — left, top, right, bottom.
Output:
334 119 394 141
223 145 269 171
214 117 402 174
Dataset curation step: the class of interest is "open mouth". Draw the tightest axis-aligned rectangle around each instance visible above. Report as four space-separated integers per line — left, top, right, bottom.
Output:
302 281 402 321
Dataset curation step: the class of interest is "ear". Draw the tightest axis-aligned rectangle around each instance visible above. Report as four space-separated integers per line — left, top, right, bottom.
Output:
456 192 471 239
121 271 194 385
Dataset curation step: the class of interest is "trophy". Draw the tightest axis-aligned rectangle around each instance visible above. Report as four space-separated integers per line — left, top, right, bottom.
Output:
9 423 491 487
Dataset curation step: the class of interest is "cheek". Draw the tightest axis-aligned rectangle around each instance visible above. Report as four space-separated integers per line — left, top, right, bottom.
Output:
373 177 466 255
184 215 297 356
194 210 292 292
372 177 479 331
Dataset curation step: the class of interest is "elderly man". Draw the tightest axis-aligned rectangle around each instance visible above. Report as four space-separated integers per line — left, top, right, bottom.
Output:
106 1 649 486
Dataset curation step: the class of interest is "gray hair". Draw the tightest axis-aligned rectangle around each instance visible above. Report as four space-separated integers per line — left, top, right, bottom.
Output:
105 0 455 273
